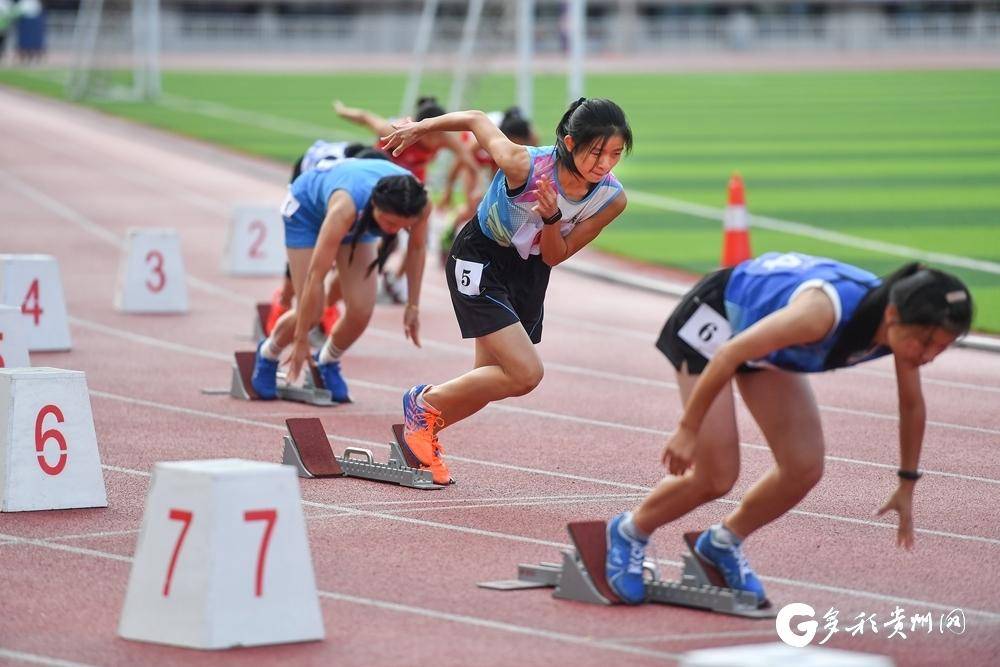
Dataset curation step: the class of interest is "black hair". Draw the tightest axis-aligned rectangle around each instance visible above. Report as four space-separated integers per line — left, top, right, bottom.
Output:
888 264 973 336
343 142 368 158
554 98 633 178
348 174 428 276
415 96 446 122
353 147 391 161
499 106 533 143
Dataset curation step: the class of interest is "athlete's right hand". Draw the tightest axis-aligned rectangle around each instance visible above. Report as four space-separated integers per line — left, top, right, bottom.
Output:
662 426 697 476
380 119 421 156
287 338 311 388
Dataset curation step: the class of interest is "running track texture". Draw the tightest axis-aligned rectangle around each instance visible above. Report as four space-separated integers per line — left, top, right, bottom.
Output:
1 87 998 667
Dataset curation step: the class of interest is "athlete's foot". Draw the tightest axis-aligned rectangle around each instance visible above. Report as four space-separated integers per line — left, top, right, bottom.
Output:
250 340 279 400
605 512 648 604
694 526 766 605
402 384 450 484
314 356 351 403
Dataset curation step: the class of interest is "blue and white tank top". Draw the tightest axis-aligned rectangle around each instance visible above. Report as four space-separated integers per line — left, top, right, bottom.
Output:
476 145 624 260
723 252 890 372
299 140 352 174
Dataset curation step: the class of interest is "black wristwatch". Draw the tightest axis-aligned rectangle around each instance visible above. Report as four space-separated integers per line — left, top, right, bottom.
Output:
897 469 922 481
542 209 562 226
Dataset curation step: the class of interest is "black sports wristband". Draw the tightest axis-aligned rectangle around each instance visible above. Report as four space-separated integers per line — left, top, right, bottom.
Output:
542 209 562 226
897 469 922 481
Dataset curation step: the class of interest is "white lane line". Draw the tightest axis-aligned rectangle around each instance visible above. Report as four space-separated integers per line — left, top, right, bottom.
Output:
315 590 681 661
609 629 780 644
84 388 1000 542
0 648 99 667
0 534 133 563
44 529 140 542
628 190 1000 276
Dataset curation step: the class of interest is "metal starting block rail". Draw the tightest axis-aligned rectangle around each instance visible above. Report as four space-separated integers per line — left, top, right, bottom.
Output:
228 351 338 406
478 521 776 619
281 418 444 490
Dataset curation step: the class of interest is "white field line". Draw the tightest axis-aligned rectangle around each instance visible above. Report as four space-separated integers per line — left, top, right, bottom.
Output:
79 388 1000 543
69 316 1000 485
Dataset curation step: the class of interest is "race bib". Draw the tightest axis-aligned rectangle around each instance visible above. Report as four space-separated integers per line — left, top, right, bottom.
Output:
280 191 300 218
677 303 732 360
454 259 484 297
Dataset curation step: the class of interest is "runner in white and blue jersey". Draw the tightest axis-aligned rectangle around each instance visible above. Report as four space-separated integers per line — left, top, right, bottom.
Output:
252 158 431 403
380 98 632 485
604 253 973 606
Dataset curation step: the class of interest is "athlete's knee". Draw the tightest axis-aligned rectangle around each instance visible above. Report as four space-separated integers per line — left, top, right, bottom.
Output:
341 301 375 329
698 466 739 501
505 361 544 397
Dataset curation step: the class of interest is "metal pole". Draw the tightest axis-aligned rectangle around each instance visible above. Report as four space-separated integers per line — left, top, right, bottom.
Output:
448 0 486 112
401 0 439 117
517 0 534 119
567 0 585 103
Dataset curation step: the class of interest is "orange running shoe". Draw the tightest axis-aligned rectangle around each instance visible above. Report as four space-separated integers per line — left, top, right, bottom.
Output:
321 305 340 334
265 287 289 335
402 384 450 484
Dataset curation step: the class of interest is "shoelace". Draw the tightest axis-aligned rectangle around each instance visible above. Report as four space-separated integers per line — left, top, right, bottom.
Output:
626 542 646 575
732 544 753 584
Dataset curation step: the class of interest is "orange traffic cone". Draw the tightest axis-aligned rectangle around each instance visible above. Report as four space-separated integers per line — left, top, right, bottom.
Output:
720 173 752 267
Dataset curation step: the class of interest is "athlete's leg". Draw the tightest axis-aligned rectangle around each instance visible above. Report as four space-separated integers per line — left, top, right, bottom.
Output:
266 247 319 351
631 363 741 535
327 242 378 352
725 369 825 538
421 321 543 428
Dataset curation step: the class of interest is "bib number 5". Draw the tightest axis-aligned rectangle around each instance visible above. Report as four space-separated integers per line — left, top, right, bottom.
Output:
454 259 484 297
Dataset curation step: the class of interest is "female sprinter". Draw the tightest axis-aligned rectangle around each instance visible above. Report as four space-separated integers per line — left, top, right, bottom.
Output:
251 157 431 402
604 253 973 605
380 97 632 484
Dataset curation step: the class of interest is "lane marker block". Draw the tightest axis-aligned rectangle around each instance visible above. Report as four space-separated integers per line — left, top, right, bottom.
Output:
115 228 189 314
0 368 107 512
680 643 894 666
0 254 72 352
282 418 443 490
224 206 285 276
118 459 324 649
0 305 31 368
478 521 776 619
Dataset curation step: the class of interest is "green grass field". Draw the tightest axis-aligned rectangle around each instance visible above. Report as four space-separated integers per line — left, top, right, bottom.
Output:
2 68 998 331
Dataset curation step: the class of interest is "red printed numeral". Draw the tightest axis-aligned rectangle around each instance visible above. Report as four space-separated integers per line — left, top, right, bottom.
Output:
244 509 278 597
145 250 166 293
35 404 67 476
163 509 193 596
161 508 277 597
248 220 267 259
0 331 5 367
22 279 43 326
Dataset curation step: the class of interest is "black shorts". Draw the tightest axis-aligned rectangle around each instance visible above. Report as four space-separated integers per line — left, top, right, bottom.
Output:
445 219 551 344
655 268 755 375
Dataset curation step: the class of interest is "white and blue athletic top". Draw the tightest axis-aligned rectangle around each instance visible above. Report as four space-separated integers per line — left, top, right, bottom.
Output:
476 145 624 260
289 158 413 233
299 140 352 174
724 252 890 372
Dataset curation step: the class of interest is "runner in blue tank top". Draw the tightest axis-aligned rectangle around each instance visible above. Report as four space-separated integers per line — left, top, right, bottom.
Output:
251 158 431 403
603 253 974 606
380 98 632 485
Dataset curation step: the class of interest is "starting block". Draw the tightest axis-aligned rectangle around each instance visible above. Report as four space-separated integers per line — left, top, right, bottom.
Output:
118 459 324 649
478 521 776 619
252 302 270 343
229 351 338 406
281 418 443 490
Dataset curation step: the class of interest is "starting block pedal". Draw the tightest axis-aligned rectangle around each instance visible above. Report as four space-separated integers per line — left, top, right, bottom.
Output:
281 418 443 490
252 302 270 343
478 521 776 619
229 351 337 406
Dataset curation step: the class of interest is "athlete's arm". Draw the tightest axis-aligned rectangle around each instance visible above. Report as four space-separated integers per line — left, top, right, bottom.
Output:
332 100 394 137
288 191 355 379
538 191 627 267
876 358 925 550
381 111 531 189
663 289 836 475
402 201 432 348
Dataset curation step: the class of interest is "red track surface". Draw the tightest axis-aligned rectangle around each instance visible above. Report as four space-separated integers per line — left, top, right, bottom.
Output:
1 87 998 667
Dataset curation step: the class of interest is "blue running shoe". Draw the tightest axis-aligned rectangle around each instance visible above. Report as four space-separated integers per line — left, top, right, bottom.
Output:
250 339 278 400
694 526 766 605
605 512 648 605
315 356 351 403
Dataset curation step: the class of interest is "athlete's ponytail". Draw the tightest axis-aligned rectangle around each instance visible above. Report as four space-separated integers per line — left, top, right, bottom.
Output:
348 175 428 276
554 98 633 178
415 96 446 122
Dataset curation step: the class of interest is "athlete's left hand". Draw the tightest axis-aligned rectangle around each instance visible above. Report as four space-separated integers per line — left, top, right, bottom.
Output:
287 337 312 388
380 118 420 157
876 484 916 550
404 304 421 348
531 176 559 220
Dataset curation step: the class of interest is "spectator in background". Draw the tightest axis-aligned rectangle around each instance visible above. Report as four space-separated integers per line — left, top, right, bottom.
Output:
0 0 17 61
15 0 44 63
